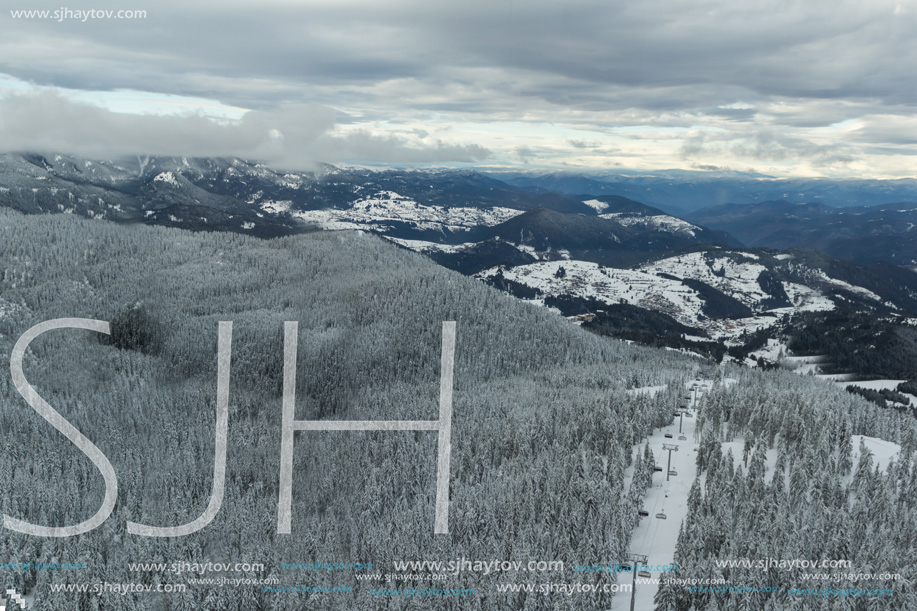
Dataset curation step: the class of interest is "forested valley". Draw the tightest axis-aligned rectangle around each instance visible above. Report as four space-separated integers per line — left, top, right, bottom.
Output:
0 208 913 609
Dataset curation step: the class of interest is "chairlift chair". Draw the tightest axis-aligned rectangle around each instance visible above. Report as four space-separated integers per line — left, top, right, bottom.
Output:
664 433 673 438
638 510 649 517
668 470 677 476
638 570 652 578
653 466 663 472
655 512 667 519
678 435 687 441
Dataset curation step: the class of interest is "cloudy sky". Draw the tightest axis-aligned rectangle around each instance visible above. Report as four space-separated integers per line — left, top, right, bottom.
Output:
1 0 915 177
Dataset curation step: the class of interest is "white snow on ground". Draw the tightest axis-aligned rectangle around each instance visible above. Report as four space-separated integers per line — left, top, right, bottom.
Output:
583 198 609 213
640 251 770 309
778 355 826 375
612 380 705 611
721 434 898 486
846 436 901 481
626 385 667 397
665 346 707 358
383 237 479 254
383 236 574 261
260 199 292 214
806 268 884 304
291 191 522 232
475 257 818 343
477 260 706 325
747 338 788 364
781 282 835 311
722 437 780 483
152 171 180 187
514 243 540 258
601 213 698 237
640 251 874 316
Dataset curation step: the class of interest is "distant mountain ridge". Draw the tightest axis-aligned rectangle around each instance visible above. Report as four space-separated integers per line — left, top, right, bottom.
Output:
496 170 917 214
4 152 916 367
0 152 738 262
0 153 594 238
687 199 917 265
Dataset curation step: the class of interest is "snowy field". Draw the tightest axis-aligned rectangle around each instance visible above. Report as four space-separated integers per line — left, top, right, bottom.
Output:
285 190 522 232
474 248 886 344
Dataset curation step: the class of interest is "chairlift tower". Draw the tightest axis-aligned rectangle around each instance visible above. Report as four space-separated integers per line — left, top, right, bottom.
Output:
623 552 648 611
690 382 702 407
663 443 679 482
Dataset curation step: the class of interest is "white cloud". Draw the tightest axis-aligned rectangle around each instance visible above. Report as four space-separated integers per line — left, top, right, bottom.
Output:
0 92 490 167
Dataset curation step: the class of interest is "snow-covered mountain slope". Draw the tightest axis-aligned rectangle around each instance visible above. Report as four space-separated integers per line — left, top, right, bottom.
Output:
476 249 916 343
387 205 741 274
4 153 916 363
584 195 712 240
602 212 700 238
0 153 595 239
478 259 703 322
291 190 522 232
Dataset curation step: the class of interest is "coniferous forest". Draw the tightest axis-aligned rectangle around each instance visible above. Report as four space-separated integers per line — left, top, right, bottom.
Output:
0 208 915 609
